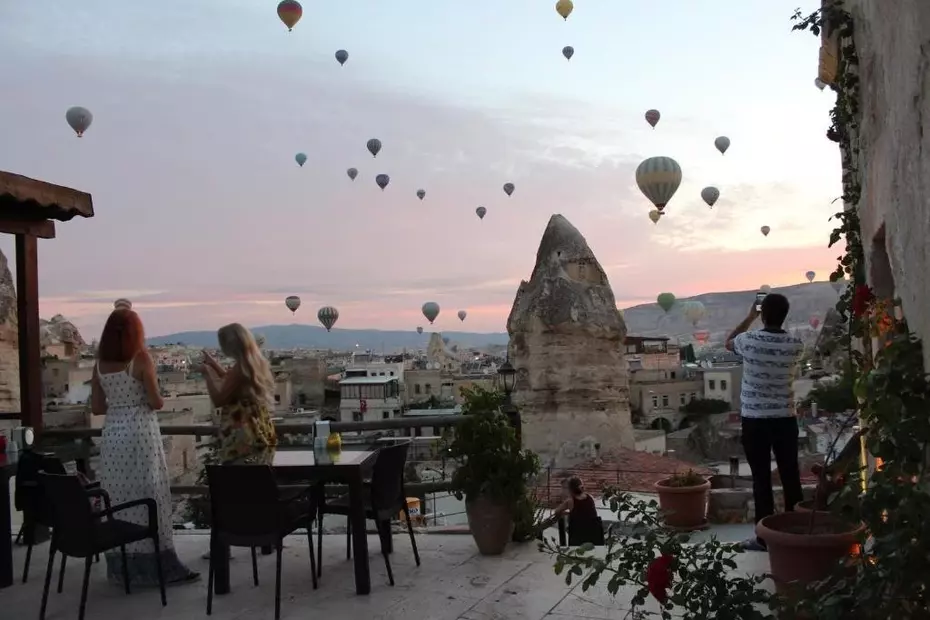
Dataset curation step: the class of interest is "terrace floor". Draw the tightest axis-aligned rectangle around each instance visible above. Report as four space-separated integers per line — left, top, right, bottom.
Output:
5 525 769 619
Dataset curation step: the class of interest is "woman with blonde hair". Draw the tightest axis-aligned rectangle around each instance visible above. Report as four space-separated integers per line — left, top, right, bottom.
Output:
93 308 199 586
201 323 277 463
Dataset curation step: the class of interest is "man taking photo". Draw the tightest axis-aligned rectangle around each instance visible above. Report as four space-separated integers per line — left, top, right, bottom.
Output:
725 293 805 551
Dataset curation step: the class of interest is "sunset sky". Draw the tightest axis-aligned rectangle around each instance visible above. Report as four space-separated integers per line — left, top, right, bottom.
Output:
0 0 840 339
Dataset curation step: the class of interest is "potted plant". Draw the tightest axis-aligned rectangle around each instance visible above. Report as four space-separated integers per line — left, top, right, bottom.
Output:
440 386 539 555
654 469 710 530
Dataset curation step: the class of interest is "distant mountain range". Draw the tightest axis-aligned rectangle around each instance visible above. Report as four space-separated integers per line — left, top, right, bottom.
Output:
147 283 841 350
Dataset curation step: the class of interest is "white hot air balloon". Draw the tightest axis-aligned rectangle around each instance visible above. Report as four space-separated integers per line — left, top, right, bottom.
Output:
715 136 731 154
66 106 93 137
682 300 707 327
635 156 682 212
701 186 720 207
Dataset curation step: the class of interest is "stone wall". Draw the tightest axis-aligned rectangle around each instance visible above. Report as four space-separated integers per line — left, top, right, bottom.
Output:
847 0 930 368
0 248 19 415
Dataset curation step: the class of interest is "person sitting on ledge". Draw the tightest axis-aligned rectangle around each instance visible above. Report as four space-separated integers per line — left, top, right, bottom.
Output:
537 476 603 545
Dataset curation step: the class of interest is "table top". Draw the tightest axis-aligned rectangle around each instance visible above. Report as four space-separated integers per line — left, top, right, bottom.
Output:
271 448 375 468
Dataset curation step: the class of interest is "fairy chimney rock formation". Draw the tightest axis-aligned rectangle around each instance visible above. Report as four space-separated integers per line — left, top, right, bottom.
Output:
507 214 635 465
0 248 20 413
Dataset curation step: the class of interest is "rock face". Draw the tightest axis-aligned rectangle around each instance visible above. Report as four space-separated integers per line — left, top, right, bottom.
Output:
507 214 635 466
0 248 19 413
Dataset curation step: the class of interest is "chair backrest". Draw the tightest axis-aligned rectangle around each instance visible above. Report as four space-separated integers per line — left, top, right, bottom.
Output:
206 465 283 537
15 453 69 519
40 473 98 556
370 441 411 514
568 515 605 547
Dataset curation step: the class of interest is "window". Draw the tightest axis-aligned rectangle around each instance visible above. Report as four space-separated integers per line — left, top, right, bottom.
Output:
382 411 390 419
679 393 686 406
353 411 363 422
721 379 728 390
709 379 716 390
690 392 696 401
425 384 432 395
274 394 281 404
380 372 385 376
651 395 658 408
389 371 395 376
415 384 421 395
662 395 669 407
670 371 676 379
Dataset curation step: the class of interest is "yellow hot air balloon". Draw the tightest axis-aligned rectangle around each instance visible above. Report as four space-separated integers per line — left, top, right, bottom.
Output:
635 156 682 212
555 0 573 20
648 210 661 224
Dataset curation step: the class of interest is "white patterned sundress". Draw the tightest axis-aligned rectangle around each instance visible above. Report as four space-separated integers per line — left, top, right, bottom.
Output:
97 358 196 586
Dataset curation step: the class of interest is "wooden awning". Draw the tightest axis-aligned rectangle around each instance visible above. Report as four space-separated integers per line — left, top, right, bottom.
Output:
0 171 94 222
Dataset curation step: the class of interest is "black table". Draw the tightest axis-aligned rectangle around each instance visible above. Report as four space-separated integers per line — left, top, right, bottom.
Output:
1 452 17 589
211 448 378 596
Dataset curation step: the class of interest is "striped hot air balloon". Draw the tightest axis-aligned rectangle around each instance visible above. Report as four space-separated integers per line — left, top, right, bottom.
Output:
318 306 339 331
635 157 682 212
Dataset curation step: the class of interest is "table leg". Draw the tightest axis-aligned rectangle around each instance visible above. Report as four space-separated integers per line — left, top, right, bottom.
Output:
211 534 230 595
1 474 13 588
348 474 370 595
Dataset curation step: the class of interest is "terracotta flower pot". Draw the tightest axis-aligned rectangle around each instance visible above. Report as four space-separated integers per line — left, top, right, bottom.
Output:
654 478 710 529
756 511 865 592
466 495 514 556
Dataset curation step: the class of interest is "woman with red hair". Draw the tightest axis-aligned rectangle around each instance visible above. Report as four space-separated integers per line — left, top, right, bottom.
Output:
92 308 199 587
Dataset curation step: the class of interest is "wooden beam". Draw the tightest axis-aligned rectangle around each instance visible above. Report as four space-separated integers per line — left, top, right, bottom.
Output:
0 171 94 220
0 218 54 239
15 233 43 433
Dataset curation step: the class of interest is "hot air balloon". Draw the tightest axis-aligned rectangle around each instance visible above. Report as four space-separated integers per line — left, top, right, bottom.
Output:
285 296 301 314
657 293 676 313
760 285 772 294
416 189 426 200
503 182 515 196
701 186 720 207
562 46 574 61
761 226 771 237
114 298 132 310
814 77 826 91
347 167 358 180
416 326 424 335
335 49 349 66
457 310 467 322
805 271 816 283
476 206 487 220
366 138 382 157
648 210 661 224
830 278 846 293
645 109 660 128
295 152 307 167
809 316 821 329
682 300 706 327
635 157 682 212
65 106 93 137
376 174 390 190
715 136 731 155
277 0 302 31
693 330 710 345
318 306 339 331
422 302 440 324
555 0 573 20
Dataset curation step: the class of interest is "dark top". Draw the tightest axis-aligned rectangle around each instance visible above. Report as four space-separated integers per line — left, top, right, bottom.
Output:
569 494 598 522
567 494 603 547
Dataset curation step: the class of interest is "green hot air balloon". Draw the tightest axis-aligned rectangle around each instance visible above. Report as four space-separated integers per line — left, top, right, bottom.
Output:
657 293 676 313
635 156 682 212
295 152 307 167
422 302 440 324
317 306 339 331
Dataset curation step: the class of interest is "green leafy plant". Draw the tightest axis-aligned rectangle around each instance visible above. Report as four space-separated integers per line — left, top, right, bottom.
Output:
512 489 546 543
439 385 539 505
807 364 857 413
660 470 706 488
542 489 775 619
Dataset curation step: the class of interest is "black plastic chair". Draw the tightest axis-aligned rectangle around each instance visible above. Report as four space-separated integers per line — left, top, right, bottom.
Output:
38 473 166 620
14 452 100 583
316 441 420 586
206 465 318 620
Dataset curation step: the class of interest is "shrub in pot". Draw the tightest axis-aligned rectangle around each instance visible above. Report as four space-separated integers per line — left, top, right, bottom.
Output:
440 386 539 555
654 469 710 530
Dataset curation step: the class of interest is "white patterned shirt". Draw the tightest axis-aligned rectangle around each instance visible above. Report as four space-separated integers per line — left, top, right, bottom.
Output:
732 330 804 418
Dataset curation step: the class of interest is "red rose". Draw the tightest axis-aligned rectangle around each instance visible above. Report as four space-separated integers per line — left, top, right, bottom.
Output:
852 285 874 318
646 554 674 603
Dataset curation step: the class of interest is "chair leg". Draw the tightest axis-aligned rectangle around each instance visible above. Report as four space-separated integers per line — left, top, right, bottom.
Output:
251 547 259 586
274 544 283 620
22 541 34 584
306 523 317 590
95 553 100 564
345 517 352 560
39 544 56 620
402 504 421 567
78 556 93 620
14 523 23 545
381 547 395 587
206 536 215 616
119 545 131 594
316 513 323 578
377 520 395 586
57 554 67 593
152 532 167 607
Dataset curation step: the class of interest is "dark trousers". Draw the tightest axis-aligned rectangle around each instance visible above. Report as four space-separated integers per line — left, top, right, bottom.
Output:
741 416 804 526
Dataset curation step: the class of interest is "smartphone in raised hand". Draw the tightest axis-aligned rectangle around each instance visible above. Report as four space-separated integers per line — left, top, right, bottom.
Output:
755 292 767 312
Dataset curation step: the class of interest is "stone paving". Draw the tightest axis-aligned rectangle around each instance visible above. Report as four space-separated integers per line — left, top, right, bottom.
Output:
4 525 769 619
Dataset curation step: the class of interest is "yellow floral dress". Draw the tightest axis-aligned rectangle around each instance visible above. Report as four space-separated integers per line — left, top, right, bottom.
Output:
217 397 278 464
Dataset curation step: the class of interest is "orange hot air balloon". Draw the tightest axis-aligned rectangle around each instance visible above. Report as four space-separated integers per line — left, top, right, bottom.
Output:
693 330 710 345
277 0 303 31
